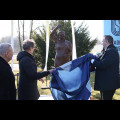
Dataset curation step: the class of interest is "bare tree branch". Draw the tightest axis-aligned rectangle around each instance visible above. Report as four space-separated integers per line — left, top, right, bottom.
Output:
30 20 33 39
23 20 25 40
18 20 22 51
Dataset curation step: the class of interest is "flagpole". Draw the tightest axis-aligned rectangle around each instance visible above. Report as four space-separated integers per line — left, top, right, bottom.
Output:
11 20 14 71
71 20 77 60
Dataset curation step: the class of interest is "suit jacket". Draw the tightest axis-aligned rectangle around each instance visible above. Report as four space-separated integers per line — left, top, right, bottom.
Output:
0 56 16 100
93 44 120 91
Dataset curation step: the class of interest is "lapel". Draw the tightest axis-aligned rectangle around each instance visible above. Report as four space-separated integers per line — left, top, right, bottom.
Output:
100 51 106 60
99 44 114 60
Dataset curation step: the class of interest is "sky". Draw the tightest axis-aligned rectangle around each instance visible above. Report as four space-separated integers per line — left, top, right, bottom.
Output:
75 20 104 53
0 20 104 53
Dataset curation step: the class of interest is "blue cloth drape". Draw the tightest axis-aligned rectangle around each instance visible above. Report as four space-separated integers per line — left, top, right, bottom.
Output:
50 53 97 100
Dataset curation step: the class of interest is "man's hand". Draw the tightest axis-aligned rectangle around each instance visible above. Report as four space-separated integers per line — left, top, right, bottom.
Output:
91 59 95 64
48 69 56 74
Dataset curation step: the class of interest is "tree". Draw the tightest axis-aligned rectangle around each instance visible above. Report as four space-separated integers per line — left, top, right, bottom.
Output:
17 20 25 51
74 21 97 56
23 20 25 41
32 26 46 69
18 20 22 51
33 20 98 70
30 20 33 39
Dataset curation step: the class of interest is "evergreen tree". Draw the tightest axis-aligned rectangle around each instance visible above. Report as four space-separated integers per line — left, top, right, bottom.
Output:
75 21 97 56
32 29 46 69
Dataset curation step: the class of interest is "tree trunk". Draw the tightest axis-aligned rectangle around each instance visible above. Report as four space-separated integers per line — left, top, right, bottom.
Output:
18 20 22 51
30 20 33 39
23 20 25 41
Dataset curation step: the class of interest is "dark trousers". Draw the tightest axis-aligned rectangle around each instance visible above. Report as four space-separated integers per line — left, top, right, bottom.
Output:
100 90 116 100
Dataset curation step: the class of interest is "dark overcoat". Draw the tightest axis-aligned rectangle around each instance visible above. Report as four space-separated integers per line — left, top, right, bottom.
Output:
93 44 120 91
17 51 50 100
0 56 16 100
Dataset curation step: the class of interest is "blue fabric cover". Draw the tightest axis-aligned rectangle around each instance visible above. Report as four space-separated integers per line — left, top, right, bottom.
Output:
50 53 97 100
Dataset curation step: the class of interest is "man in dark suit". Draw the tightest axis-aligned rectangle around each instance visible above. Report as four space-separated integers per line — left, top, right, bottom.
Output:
91 35 120 100
0 43 16 100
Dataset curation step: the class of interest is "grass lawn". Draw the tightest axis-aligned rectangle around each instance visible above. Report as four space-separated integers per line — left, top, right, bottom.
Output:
9 59 18 64
90 72 120 100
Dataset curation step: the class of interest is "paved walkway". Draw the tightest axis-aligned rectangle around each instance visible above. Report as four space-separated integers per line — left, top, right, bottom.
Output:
38 95 54 100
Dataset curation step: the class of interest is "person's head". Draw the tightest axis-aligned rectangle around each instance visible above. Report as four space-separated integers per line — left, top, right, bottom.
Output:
23 39 35 55
58 31 65 40
102 35 113 50
0 43 13 62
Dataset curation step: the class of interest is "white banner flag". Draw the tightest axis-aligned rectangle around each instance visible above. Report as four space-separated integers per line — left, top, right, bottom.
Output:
44 20 50 71
71 20 77 60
